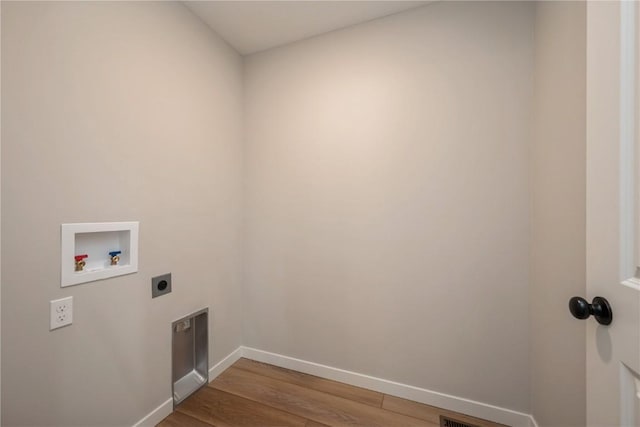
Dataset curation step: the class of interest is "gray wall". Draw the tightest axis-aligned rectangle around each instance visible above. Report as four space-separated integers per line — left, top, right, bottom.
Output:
530 2 586 426
0 1 589 425
1 2 3 422
243 2 534 412
1 2 243 425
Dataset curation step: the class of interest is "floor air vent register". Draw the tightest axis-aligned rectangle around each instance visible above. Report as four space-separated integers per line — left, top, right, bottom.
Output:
440 415 479 427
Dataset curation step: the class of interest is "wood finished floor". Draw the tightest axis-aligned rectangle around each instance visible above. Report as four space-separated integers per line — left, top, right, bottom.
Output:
158 358 507 427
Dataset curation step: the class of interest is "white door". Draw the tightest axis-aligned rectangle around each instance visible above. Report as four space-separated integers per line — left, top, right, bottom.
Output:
586 1 640 425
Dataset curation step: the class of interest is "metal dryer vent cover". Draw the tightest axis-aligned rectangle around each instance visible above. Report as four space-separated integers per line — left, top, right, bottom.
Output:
440 415 480 427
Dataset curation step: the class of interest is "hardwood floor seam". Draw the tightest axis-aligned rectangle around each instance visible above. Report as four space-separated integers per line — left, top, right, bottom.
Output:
174 410 216 427
204 383 316 426
212 367 436 426
231 358 384 408
158 359 507 427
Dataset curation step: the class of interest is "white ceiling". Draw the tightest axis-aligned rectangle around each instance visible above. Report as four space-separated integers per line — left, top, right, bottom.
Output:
184 1 431 55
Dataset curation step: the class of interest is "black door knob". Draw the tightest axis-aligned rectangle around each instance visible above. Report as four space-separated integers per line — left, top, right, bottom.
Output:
569 296 612 325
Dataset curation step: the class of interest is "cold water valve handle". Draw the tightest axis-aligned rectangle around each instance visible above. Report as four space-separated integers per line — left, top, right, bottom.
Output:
109 251 121 266
569 296 613 325
74 254 88 272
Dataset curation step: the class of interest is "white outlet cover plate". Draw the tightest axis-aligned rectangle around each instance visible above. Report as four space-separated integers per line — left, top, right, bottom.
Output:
50 296 73 330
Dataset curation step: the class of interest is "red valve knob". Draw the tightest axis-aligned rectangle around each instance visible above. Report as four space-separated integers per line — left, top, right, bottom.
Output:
74 254 88 261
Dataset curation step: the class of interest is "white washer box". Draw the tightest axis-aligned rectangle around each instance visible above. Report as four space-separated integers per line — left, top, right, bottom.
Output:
61 222 139 287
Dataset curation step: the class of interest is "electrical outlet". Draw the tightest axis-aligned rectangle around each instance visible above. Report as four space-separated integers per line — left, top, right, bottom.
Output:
151 273 172 298
50 296 73 330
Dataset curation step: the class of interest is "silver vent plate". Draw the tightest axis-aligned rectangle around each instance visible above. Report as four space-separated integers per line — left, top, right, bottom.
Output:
440 415 480 427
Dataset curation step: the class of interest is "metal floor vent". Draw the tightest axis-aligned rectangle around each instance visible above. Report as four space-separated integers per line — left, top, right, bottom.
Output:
440 415 480 427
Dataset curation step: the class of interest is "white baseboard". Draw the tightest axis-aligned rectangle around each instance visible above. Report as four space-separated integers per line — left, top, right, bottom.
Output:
241 346 535 427
208 346 244 381
132 398 172 427
134 345 537 427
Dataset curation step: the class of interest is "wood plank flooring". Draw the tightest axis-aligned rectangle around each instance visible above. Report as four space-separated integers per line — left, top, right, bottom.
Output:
158 358 507 427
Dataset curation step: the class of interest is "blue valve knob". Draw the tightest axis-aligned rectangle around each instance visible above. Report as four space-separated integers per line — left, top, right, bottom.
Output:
109 251 122 266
